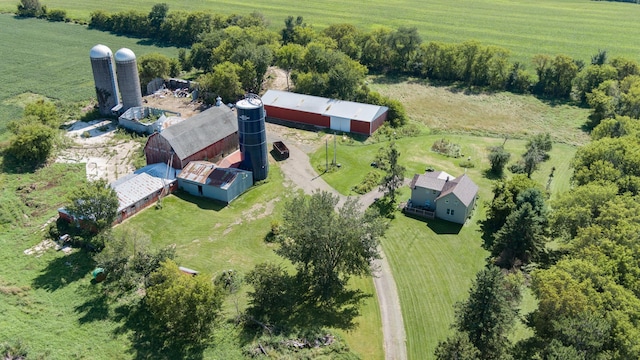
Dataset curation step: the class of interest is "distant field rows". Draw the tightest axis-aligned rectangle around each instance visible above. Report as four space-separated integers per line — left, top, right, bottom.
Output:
0 15 178 139
2 0 640 64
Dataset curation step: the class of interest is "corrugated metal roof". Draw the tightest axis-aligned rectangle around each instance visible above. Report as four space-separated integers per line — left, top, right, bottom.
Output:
177 161 216 184
177 161 252 190
160 106 237 160
112 172 165 212
261 90 388 123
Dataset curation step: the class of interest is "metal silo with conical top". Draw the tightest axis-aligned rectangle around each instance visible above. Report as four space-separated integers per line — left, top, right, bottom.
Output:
236 94 269 181
90 44 120 116
114 48 143 112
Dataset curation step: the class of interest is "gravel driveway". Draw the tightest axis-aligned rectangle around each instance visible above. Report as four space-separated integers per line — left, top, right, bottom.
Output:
267 126 407 360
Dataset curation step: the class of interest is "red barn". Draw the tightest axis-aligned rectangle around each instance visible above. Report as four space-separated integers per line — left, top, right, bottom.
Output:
144 105 238 169
261 90 388 136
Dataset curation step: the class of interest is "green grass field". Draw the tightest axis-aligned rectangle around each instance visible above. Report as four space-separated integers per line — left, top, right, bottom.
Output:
2 0 640 65
310 134 576 358
0 14 178 140
112 166 384 359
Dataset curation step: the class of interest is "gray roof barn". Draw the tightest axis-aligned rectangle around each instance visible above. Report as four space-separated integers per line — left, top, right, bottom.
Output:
144 105 240 169
159 106 237 160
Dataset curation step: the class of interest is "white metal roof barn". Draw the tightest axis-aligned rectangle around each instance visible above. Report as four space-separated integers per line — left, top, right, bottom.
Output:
260 90 388 135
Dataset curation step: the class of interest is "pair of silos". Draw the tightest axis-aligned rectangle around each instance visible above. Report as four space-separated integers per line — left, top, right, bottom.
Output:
236 94 269 182
90 44 142 115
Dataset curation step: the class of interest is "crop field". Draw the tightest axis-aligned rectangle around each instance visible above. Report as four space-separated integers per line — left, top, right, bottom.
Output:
369 77 592 146
0 14 178 140
311 134 576 358
2 0 640 65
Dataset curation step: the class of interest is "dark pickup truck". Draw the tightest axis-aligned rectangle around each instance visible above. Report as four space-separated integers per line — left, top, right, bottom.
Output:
273 141 290 159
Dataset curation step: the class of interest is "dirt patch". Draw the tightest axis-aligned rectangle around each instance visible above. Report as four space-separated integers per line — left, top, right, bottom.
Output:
142 90 205 118
56 119 140 183
263 67 290 92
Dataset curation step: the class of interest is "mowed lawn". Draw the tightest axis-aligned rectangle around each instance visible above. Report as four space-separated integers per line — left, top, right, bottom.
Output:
115 166 384 359
2 0 639 64
0 14 178 139
311 134 577 359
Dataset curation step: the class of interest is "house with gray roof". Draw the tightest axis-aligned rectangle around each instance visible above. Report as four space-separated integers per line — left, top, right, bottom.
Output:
408 171 478 224
144 105 238 169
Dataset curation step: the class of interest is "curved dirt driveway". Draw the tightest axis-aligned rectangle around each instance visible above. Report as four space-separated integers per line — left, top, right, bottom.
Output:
267 128 407 360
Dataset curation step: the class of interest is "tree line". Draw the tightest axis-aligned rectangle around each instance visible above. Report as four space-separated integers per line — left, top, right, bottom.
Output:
437 116 640 359
16 0 640 129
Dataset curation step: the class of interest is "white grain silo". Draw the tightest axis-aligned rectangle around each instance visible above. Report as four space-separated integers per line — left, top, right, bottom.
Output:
114 48 143 112
90 44 120 116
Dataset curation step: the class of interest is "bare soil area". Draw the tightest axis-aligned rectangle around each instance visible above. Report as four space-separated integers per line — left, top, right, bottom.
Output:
56 119 139 183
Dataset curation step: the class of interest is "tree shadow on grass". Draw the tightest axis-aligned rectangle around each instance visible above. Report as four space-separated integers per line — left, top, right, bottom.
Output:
31 250 94 291
112 301 208 360
0 152 43 174
74 284 111 324
242 272 369 344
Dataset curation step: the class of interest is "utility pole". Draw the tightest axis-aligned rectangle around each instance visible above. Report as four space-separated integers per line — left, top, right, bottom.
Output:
333 133 337 166
325 138 328 172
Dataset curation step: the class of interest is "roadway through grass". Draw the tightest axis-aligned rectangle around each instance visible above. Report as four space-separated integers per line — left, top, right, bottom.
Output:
311 133 577 359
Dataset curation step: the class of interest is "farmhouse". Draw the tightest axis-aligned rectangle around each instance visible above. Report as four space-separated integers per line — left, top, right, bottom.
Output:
177 161 253 203
406 171 478 224
144 105 238 169
261 90 388 135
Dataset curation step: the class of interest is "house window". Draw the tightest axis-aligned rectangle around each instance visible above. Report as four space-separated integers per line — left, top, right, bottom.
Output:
198 185 203 195
447 209 455 216
432 190 436 194
451 209 455 216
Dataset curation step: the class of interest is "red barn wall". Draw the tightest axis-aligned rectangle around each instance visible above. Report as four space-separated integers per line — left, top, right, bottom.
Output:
371 110 388 134
350 120 372 135
264 105 329 128
180 134 239 168
144 133 174 167
144 133 239 169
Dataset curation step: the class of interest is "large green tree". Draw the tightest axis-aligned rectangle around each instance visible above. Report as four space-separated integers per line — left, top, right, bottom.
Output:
93 229 176 293
487 145 511 176
491 188 548 268
6 121 56 164
66 179 119 231
454 267 520 360
378 141 405 204
145 260 223 348
278 191 386 300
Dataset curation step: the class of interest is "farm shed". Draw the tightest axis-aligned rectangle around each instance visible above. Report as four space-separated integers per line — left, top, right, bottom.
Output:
58 163 177 227
177 161 253 204
408 171 478 224
144 105 238 169
261 90 388 136
111 163 178 223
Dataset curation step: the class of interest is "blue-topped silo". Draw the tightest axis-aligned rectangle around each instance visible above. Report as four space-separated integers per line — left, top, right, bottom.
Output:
236 94 269 181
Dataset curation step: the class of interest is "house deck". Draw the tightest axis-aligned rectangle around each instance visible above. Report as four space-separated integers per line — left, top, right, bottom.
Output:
400 202 435 219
